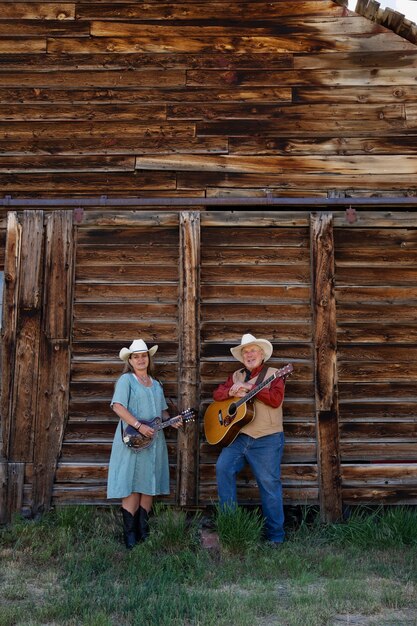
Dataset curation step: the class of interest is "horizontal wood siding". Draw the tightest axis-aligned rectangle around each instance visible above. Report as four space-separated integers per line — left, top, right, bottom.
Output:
0 2 416 198
55 219 180 505
199 220 316 505
335 220 417 504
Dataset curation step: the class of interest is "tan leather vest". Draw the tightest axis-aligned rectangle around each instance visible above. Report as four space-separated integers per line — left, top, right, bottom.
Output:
232 367 283 438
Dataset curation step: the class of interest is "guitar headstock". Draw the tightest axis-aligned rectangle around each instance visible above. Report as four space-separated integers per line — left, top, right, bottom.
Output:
279 363 294 379
181 407 197 423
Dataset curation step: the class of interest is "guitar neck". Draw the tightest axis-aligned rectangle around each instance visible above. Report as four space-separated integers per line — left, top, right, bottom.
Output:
155 415 181 432
235 366 293 408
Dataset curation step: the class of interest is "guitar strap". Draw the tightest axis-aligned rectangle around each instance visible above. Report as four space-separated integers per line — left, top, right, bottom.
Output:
241 364 269 386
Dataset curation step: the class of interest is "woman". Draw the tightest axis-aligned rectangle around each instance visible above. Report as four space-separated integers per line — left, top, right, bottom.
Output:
107 338 181 549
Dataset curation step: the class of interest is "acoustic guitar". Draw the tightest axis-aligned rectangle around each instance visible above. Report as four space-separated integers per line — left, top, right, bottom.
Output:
203 364 293 447
122 408 196 452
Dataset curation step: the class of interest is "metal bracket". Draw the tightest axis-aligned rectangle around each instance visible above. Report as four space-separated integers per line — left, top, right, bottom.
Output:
345 206 357 224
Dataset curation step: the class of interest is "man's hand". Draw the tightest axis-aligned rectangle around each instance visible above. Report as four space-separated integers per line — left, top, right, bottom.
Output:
229 382 253 397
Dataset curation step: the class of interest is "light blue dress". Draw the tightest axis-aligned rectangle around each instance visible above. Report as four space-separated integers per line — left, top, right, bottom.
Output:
107 373 170 499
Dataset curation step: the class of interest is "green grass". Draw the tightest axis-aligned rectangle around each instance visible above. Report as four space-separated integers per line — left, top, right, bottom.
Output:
1 505 417 626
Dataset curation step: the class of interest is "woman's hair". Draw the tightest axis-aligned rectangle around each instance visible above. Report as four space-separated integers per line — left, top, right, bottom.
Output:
122 352 155 377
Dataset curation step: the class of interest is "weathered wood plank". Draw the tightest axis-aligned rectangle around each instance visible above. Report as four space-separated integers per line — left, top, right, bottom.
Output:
201 225 310 245
340 401 417 419
0 21 87 37
338 360 417 380
0 3 75 20
74 302 178 321
200 441 317 464
0 463 25 524
294 85 417 103
0 40 47 54
167 103 404 122
0 155 135 173
43 211 74 339
198 485 319 505
9 211 44 462
338 324 417 343
336 267 417 285
0 87 292 104
201 265 310 284
71 341 178 360
76 246 178 266
75 265 178 282
340 421 417 439
0 462 7 524
49 31 416 55
343 487 417 505
201 463 319 485
341 442 417 461
338 344 417 362
71 360 177 382
201 303 310 322
195 117 407 137
32 340 72 516
342 464 417 486
0 70 186 88
201 284 311 303
200 322 313 342
0 213 21 461
229 135 417 157
201 247 309 265
73 320 178 342
76 2 346 20
0 135 227 156
177 212 199 506
310 212 342 522
294 50 417 70
76 225 179 244
334 228 417 247
336 248 417 266
75 283 178 303
178 172 417 191
0 172 176 193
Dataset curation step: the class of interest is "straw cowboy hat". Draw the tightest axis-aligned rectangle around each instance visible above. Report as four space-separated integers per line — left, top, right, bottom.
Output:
119 339 158 362
230 333 273 364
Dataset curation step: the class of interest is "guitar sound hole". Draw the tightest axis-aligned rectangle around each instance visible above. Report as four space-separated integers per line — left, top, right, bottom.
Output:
228 403 237 417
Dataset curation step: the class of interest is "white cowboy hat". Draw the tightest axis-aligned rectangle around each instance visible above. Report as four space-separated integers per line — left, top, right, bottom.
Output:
119 339 158 362
230 333 273 364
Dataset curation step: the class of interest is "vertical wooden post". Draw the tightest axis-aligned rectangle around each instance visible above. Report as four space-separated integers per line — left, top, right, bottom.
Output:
9 211 44 463
0 211 44 522
0 212 22 523
177 212 200 506
1 213 21 463
310 212 342 523
32 211 74 516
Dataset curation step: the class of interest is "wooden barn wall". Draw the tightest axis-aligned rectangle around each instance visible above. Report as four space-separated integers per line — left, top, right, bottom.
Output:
2 210 417 519
0 2 417 200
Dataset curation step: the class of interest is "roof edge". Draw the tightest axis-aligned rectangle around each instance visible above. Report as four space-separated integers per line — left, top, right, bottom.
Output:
334 0 417 45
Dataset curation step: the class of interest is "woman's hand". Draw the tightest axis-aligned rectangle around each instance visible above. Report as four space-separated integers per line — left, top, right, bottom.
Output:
171 417 183 429
138 423 155 438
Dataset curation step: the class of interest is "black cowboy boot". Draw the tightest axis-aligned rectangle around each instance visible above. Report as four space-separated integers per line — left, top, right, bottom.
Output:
138 506 150 541
133 507 142 543
121 508 136 549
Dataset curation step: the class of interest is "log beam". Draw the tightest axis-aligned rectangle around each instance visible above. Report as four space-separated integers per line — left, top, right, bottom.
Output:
177 211 200 506
310 212 343 522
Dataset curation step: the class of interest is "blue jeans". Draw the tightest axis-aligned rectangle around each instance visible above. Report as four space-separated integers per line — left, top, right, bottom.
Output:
216 432 285 543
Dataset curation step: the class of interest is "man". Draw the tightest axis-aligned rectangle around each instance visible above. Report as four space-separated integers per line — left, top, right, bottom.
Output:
213 333 286 545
